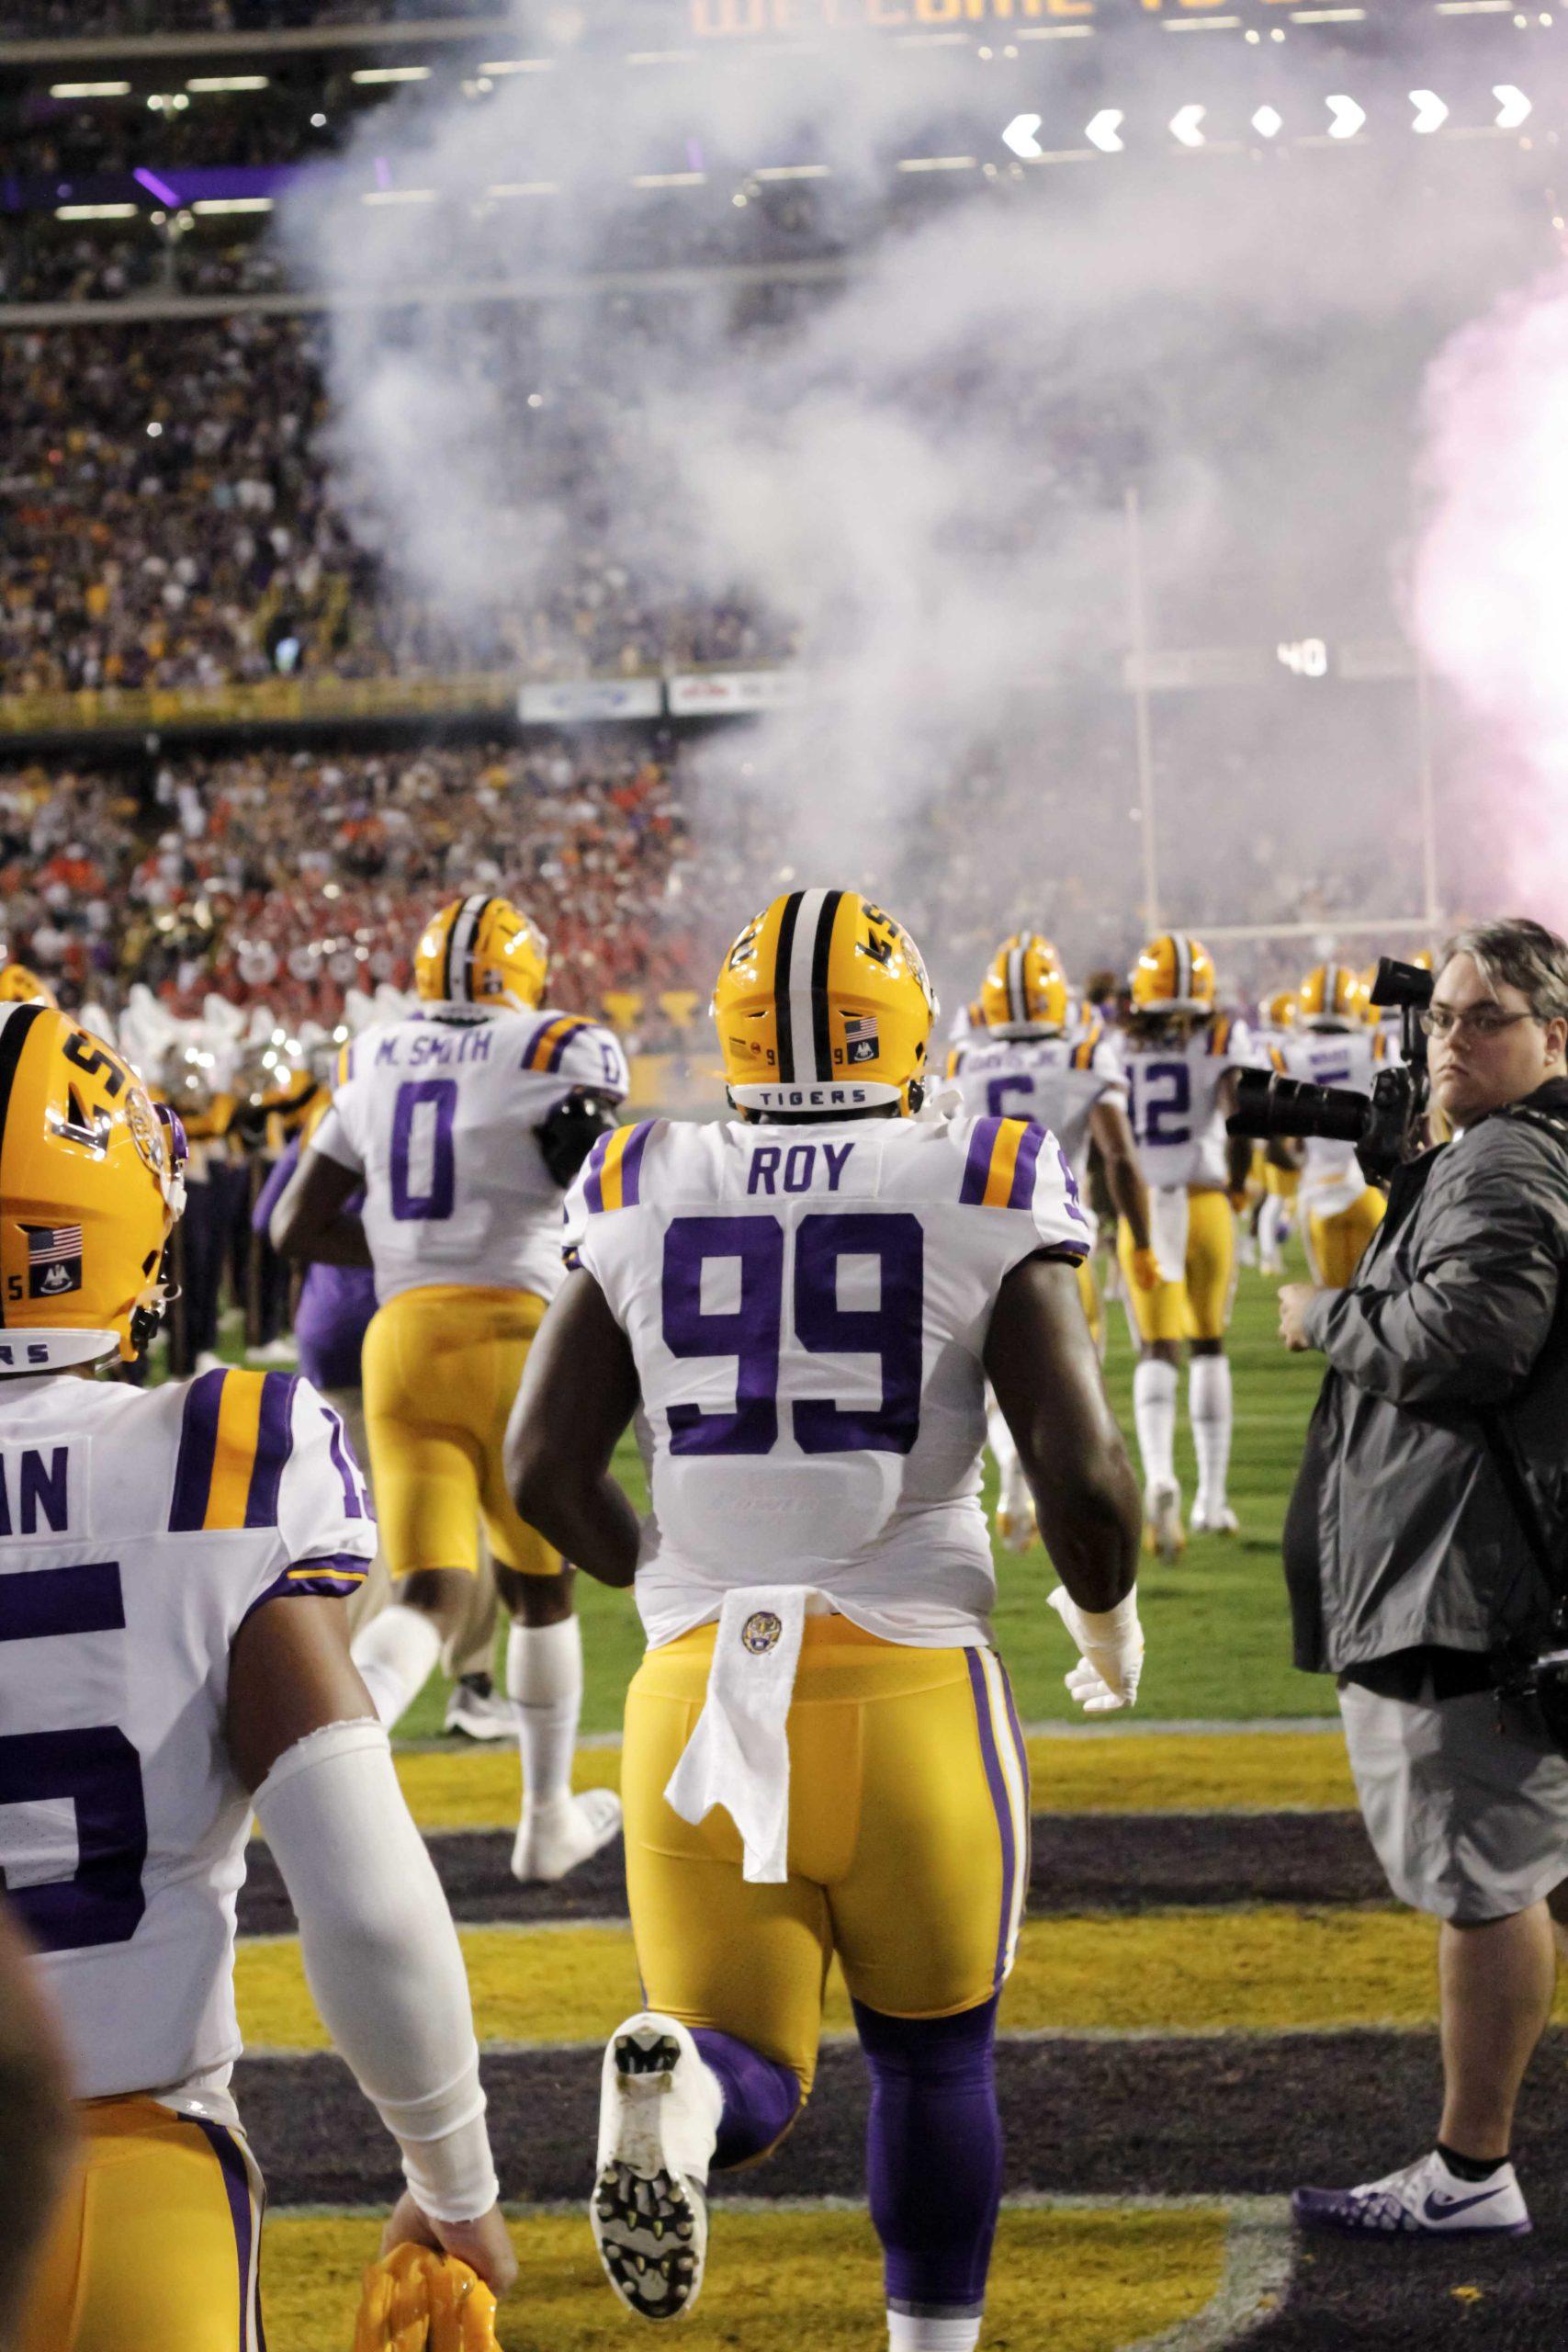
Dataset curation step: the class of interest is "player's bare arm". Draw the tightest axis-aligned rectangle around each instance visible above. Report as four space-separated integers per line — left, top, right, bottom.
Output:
269 1146 373 1269
1089 1095 1153 1255
505 1270 642 1589
226 1597 517 2300
984 1252 1141 1614
0 1903 74 2352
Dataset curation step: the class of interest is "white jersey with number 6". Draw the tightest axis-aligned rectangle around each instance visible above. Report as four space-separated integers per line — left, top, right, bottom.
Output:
565 1111 1090 1651
945 1023 1125 1189
1122 1014 1259 1192
1273 1026 1397 1215
313 1001 627 1306
0 1366 373 2110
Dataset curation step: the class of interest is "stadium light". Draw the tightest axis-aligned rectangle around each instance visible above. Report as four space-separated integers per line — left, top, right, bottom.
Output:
351 67 431 85
1169 105 1206 148
1409 90 1450 134
1085 109 1124 154
1495 85 1532 128
50 81 130 98
1325 96 1365 140
896 156 976 173
752 164 831 181
192 197 273 214
1002 114 1043 161
55 202 139 218
1251 107 1283 140
480 60 553 74
186 76 269 93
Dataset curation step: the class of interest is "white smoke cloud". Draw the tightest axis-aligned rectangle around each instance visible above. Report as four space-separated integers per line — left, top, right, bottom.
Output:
284 19 1557 994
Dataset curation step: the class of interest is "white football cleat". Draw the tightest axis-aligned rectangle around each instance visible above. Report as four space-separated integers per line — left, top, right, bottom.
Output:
1143 1479 1186 1563
1292 2148 1530 2238
511 1788 623 1884
995 1503 1037 1555
443 1674 515 1742
592 2012 722 2322
1190 1502 1240 1537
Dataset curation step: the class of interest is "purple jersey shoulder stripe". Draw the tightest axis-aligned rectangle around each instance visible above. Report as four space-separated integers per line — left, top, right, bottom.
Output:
321 1402 368 1521
169 1366 228 1532
238 1551 371 1630
964 1650 1017 1996
243 1374 298 1531
519 1013 557 1070
959 1116 1002 1205
545 1016 593 1073
582 1126 614 1216
1006 1120 1046 1209
192 2119 262 2350
619 1119 655 1206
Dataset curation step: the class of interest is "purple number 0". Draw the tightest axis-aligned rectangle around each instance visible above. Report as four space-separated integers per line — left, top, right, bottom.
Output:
661 1212 924 1458
0 1562 147 1952
390 1078 457 1221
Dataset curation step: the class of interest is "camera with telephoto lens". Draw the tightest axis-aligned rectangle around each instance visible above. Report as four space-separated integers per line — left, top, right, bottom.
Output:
1226 957 1434 1183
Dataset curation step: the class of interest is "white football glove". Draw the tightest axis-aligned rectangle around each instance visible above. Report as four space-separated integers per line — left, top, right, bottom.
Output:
1047 1587 1144 1713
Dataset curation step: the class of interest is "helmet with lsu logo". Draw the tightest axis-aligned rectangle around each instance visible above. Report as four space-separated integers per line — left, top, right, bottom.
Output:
353 2245 500 2352
0 1003 186 1372
1298 963 1365 1032
1265 989 1299 1034
1130 933 1216 1017
979 933 1068 1037
0 963 58 1008
415 897 548 1015
714 888 937 1117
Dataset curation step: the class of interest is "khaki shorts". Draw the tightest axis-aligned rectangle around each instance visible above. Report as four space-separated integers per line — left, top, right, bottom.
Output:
1339 1677 1568 1924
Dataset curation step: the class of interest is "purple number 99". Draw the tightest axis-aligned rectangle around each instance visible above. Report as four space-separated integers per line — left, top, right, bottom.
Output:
662 1216 784 1454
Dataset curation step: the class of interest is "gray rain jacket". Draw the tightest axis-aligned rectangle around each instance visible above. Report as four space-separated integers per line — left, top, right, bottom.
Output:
1283 1079 1568 1675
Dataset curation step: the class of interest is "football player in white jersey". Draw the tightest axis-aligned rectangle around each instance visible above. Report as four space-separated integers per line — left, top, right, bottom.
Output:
505 889 1144 2351
273 894 626 1885
1270 964 1394 1289
0 1001 513 2352
946 933 1158 1545
1251 988 1301 1278
1118 933 1260 1556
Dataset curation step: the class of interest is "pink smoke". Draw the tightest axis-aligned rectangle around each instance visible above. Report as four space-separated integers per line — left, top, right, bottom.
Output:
1411 266 1568 920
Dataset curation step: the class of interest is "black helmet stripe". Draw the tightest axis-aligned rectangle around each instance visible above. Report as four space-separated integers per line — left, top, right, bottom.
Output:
0 1001 48 1330
443 895 491 1003
462 898 496 1002
773 890 804 1082
1008 943 1027 1025
809 890 844 1082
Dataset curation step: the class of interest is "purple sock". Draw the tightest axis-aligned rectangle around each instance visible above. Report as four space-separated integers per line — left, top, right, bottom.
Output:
691 2029 802 2170
854 1994 1002 2322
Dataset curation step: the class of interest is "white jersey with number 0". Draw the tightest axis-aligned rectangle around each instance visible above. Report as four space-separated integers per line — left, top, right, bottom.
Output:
566 1110 1090 1651
0 1366 374 2109
1122 1014 1258 1192
314 1002 627 1306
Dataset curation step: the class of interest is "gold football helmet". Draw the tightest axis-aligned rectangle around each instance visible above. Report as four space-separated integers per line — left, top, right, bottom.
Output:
0 1003 186 1371
714 888 937 1115
353 2244 500 2352
979 933 1068 1035
415 896 548 1015
1298 964 1365 1031
1265 989 1299 1033
1129 933 1216 1017
0 963 58 1007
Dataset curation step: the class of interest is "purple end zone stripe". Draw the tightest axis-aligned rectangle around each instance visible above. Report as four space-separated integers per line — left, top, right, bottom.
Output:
545 1017 590 1073
244 1374 298 1531
169 1366 227 1532
1006 1120 1045 1210
964 1650 1016 1996
619 1120 654 1207
959 1117 1001 1205
193 2119 261 2351
0 1561 123 1643
583 1127 612 1216
238 1552 371 1631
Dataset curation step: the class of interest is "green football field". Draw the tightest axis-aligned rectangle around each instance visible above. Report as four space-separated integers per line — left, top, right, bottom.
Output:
391 1248 1336 1740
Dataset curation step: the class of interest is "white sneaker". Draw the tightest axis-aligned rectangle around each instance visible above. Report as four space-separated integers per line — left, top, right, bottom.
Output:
511 1788 623 1884
592 2012 721 2322
1190 1502 1240 1537
1292 2148 1531 2238
442 1675 515 1742
1143 1479 1185 1562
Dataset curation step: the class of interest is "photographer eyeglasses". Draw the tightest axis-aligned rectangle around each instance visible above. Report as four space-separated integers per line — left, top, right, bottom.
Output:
1419 1006 1540 1041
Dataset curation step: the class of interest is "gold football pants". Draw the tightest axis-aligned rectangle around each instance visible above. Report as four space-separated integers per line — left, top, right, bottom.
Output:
1303 1186 1386 1290
19 2098 265 2352
1117 1188 1235 1345
622 1617 1031 2101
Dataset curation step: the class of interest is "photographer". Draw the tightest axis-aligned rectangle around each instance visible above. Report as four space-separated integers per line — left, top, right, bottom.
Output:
1278 918 1568 2239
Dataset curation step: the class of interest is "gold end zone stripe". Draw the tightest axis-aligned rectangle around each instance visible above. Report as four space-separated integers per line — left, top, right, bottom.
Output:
237 1906 1568 2054
259 2207 1229 2352
389 1731 1355 1833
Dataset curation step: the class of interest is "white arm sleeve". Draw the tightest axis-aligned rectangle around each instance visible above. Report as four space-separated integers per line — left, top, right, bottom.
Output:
251 1718 499 2222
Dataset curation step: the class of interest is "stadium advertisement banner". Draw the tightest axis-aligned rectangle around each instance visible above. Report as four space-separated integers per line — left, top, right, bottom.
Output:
518 680 664 724
689 0 1322 32
667 671 808 716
